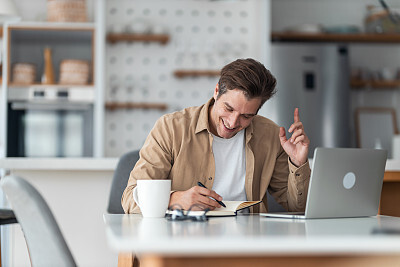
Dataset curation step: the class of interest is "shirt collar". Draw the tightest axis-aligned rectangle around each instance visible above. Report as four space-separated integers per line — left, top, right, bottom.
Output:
245 117 254 144
195 97 255 143
195 98 214 134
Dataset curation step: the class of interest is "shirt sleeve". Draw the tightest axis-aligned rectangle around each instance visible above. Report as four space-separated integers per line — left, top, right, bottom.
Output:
121 116 173 214
267 146 311 212
286 158 311 211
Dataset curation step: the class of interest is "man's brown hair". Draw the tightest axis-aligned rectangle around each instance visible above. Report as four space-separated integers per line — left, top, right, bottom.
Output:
217 58 277 107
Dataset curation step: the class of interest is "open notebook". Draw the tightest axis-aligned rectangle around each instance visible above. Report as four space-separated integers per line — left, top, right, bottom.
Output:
167 200 262 217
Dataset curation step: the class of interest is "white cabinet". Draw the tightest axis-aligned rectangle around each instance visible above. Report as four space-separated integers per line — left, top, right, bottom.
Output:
0 22 101 158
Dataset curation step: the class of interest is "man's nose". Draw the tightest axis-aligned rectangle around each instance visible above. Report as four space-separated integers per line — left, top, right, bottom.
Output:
227 113 240 128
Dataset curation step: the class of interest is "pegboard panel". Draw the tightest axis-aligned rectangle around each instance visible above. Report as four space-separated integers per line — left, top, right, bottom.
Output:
104 0 268 157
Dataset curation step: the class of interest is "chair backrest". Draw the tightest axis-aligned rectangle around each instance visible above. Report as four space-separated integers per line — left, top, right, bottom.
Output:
107 150 140 214
1 176 76 267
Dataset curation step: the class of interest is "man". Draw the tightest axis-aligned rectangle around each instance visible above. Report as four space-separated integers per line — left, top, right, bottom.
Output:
122 58 310 214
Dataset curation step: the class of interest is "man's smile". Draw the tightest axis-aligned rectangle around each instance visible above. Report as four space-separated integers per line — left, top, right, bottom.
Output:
222 119 237 131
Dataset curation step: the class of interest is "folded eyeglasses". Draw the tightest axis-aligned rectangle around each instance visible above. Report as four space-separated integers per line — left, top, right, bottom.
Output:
165 204 210 222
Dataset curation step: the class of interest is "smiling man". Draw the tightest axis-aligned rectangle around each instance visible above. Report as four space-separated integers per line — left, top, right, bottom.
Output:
122 58 311 214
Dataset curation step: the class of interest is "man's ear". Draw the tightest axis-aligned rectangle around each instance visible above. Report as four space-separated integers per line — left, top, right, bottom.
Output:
213 84 219 100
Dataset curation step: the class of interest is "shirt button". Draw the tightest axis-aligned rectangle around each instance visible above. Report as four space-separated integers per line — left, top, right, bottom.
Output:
208 177 213 180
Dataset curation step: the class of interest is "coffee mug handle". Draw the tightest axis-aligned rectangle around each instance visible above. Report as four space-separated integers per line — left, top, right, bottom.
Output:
132 186 141 208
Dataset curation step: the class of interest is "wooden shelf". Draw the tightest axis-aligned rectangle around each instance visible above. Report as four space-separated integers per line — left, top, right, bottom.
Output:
107 33 170 45
350 79 400 89
6 25 95 88
105 102 168 111
272 32 400 43
9 83 94 88
174 70 220 78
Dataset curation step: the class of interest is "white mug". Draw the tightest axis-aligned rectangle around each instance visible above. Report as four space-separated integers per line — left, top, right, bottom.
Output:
133 180 171 218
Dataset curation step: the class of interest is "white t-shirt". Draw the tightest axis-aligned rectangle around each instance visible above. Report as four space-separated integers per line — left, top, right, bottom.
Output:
211 129 247 201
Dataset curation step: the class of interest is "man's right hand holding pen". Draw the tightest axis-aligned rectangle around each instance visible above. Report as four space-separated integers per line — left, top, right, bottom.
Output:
169 182 225 210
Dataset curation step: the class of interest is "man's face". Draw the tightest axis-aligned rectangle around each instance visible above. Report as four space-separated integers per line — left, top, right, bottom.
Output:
209 86 262 139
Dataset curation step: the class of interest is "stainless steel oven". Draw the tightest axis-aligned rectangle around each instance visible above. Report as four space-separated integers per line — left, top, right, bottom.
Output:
7 86 94 157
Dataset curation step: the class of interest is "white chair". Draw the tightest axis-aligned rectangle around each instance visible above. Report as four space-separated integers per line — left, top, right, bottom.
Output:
1 175 77 267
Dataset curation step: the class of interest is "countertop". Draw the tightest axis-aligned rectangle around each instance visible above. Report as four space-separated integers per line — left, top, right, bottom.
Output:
0 157 118 171
0 158 400 172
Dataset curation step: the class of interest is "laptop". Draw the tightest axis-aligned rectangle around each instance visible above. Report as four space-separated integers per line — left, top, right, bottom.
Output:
260 148 387 219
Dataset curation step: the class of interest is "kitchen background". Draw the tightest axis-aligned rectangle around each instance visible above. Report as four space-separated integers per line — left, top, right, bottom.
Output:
271 0 400 159
1 1 400 266
1 0 400 160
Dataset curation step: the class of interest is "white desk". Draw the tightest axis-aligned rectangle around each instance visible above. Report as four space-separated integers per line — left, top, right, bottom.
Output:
104 214 400 267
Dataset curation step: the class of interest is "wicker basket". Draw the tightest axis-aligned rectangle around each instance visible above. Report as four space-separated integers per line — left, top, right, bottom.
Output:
12 63 36 84
47 0 87 22
59 59 89 85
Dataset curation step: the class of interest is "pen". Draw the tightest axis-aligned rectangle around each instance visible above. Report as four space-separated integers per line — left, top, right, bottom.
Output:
197 182 226 208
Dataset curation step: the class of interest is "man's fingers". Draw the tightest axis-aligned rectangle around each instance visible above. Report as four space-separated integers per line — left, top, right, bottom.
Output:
288 122 303 133
196 187 221 209
279 127 287 143
290 130 310 145
294 108 300 123
170 186 223 210
209 191 223 202
196 186 222 208
292 135 305 145
198 196 220 209
289 128 304 142
196 186 222 201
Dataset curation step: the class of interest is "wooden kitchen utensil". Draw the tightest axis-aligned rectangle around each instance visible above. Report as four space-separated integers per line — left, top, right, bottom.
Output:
42 47 55 84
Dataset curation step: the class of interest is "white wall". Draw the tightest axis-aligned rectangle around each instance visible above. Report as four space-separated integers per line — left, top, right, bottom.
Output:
103 0 270 157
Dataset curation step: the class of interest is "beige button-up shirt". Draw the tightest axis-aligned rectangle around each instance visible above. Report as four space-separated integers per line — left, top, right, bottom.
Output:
122 98 311 214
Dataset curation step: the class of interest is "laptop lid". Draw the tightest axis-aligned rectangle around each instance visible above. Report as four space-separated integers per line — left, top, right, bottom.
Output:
261 147 387 219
